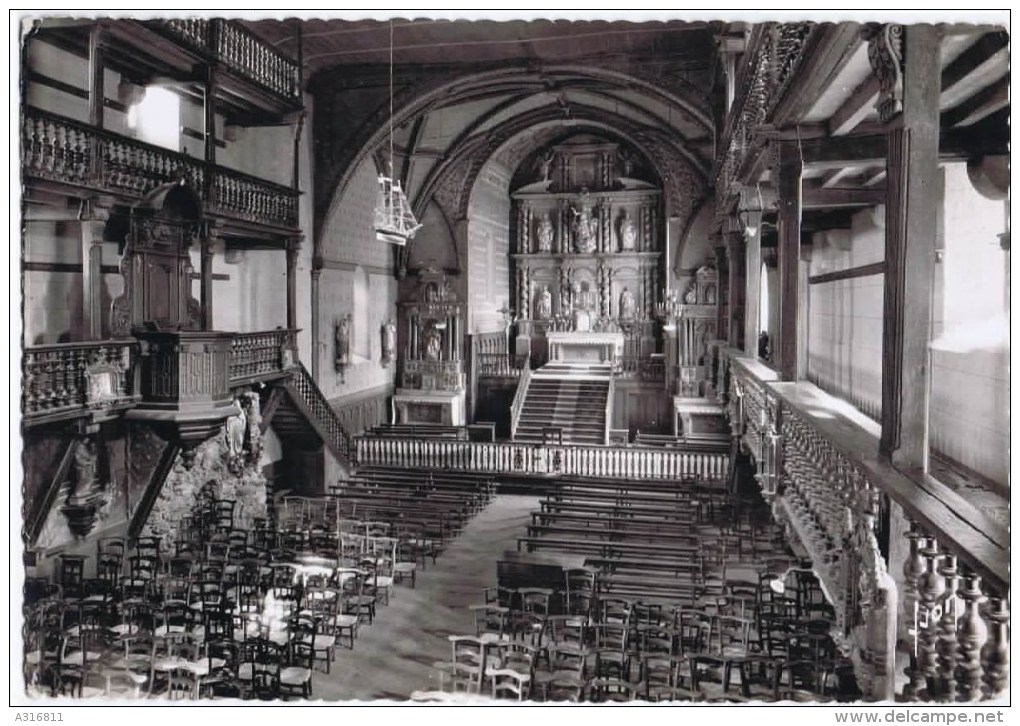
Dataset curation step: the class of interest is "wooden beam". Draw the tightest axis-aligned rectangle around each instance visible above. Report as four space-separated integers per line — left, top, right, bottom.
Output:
941 78 1009 128
809 261 886 285
829 75 880 136
880 24 941 467
771 23 865 127
777 142 802 382
127 442 180 544
940 31 1009 95
819 167 855 189
800 134 888 168
862 168 887 187
802 187 886 209
25 438 77 546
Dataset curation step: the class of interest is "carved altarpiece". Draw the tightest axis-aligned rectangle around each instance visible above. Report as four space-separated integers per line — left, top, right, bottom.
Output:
510 135 665 367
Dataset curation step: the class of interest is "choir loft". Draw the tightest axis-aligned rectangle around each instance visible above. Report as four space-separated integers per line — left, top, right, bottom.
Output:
17 15 1010 704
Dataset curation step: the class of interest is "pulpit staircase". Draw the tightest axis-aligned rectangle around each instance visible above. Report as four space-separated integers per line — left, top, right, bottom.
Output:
271 363 353 468
513 363 612 445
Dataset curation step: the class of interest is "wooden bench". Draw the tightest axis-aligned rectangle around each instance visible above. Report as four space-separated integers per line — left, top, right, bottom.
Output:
530 511 698 531
525 523 702 548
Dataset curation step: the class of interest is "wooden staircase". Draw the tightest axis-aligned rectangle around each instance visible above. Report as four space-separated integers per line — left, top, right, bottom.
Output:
514 363 612 445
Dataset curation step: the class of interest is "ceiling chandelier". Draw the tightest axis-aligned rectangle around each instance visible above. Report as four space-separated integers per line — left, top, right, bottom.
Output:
374 20 422 246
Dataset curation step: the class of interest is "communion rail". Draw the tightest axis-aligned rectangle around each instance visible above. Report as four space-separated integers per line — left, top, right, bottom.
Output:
718 348 1009 702
353 435 729 482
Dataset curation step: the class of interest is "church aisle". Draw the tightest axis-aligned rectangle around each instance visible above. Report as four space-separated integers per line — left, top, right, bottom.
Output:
309 494 539 701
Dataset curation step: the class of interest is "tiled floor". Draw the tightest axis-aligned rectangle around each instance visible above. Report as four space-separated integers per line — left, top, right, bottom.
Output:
309 495 538 701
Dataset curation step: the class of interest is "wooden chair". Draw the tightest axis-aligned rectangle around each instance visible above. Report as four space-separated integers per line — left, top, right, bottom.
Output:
280 635 314 699
489 667 531 700
251 639 283 701
437 635 487 694
589 678 636 703
469 604 509 640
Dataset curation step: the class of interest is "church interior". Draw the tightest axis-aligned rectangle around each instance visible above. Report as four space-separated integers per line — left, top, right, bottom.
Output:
17 15 1010 703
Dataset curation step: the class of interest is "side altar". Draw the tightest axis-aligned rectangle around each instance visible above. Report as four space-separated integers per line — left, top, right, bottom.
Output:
393 268 466 426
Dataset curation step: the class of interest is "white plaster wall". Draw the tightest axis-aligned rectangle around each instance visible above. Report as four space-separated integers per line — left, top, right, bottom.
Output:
806 209 885 420
316 157 398 400
466 158 512 334
928 162 1009 485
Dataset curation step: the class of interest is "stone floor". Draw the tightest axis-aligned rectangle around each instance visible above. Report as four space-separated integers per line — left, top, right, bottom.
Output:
309 494 538 701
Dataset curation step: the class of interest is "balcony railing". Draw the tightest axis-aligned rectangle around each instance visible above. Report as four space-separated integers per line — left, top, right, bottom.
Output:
715 23 814 215
22 108 299 230
229 329 298 385
716 347 1009 702
151 19 301 102
287 362 352 462
354 435 729 483
22 340 138 424
22 329 301 427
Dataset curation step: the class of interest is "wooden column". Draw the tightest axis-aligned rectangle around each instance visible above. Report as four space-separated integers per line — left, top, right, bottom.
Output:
712 236 728 341
200 222 217 331
204 66 218 165
741 209 763 359
80 199 111 340
310 265 321 379
725 229 746 350
777 143 803 381
87 24 105 129
286 237 301 331
877 24 941 465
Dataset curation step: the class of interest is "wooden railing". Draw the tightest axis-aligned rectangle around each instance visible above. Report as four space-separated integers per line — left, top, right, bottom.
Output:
715 23 814 216
474 331 522 378
354 435 729 482
287 362 352 462
718 347 1009 702
228 328 298 385
22 340 138 424
509 366 533 440
22 108 299 229
151 19 301 102
22 329 299 427
618 354 666 382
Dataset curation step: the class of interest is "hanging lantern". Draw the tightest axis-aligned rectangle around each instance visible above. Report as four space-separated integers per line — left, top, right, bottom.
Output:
374 174 422 246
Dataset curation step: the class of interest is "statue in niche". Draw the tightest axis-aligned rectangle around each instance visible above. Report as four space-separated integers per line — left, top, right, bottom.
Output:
618 148 636 178
424 326 442 361
335 314 351 371
381 319 397 366
536 286 553 320
619 287 636 320
705 284 716 305
619 212 637 251
538 150 556 183
536 214 554 253
571 203 599 254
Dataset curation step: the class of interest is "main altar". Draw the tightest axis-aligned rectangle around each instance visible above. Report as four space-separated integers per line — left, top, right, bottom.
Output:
509 135 664 370
546 331 624 366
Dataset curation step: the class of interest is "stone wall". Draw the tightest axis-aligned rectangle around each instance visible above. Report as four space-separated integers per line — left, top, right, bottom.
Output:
140 393 269 552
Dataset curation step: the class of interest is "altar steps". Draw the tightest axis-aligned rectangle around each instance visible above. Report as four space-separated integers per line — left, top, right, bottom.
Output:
514 375 610 445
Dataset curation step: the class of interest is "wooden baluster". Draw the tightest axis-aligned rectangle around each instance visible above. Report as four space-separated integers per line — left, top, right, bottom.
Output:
917 537 946 700
956 574 988 700
980 596 1009 699
901 524 926 698
936 554 961 701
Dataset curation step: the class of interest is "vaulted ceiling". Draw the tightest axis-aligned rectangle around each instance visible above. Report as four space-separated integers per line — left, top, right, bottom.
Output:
242 19 724 248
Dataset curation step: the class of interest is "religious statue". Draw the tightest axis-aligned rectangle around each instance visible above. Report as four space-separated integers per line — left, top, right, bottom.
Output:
536 286 553 320
536 214 554 253
538 150 556 183
571 202 598 254
381 318 397 366
425 326 442 361
619 287 636 320
619 211 637 251
335 314 351 371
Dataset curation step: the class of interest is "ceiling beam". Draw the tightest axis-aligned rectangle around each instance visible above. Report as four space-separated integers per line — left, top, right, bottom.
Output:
828 75 880 136
942 78 1010 128
802 186 886 209
771 23 864 127
940 31 1010 95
